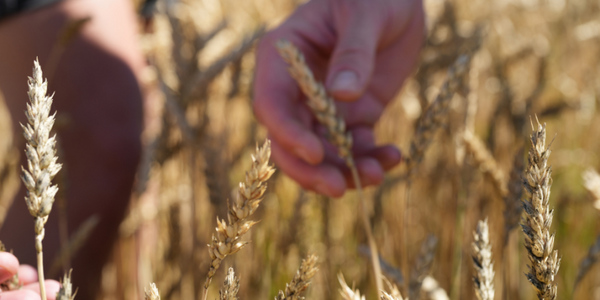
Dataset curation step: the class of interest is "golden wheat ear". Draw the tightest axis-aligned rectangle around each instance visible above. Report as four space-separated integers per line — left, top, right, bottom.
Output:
21 58 63 300
472 218 495 300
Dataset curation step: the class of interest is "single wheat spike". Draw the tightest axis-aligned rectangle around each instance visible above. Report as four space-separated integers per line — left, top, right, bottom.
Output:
521 118 560 300
409 235 438 300
202 140 275 300
463 131 507 196
276 254 319 300
574 234 600 291
276 39 383 299
56 269 77 300
20 59 63 300
219 268 240 300
145 283 161 300
407 53 474 178
421 276 450 300
503 149 524 244
472 218 495 300
338 274 366 300
582 168 600 211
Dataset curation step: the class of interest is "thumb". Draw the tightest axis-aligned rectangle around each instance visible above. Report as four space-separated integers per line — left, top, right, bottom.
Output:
326 6 382 101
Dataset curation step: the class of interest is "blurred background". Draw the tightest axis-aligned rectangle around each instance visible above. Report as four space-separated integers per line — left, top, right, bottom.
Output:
1 0 599 299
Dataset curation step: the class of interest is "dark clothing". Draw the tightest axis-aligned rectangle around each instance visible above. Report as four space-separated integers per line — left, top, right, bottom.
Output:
0 0 63 19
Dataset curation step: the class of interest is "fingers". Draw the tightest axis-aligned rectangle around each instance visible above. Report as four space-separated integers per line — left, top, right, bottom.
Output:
325 1 384 101
254 31 325 166
18 265 39 285
22 280 61 300
0 252 19 283
0 289 42 300
271 137 346 197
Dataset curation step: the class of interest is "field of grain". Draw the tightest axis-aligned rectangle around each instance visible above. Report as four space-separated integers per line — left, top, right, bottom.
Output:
1 0 600 299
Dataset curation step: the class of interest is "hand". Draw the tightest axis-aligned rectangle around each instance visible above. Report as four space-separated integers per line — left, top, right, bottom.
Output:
0 252 60 300
254 0 425 197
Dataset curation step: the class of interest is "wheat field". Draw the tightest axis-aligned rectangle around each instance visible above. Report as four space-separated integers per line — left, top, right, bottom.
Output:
1 0 600 299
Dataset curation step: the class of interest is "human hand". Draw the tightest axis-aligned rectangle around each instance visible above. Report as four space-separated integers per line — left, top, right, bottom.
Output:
254 0 425 197
0 252 60 300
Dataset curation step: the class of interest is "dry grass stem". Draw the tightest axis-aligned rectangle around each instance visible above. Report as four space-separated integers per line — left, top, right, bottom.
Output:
472 218 495 300
219 268 240 300
276 39 384 299
574 234 600 290
521 119 560 300
409 235 438 300
145 283 161 300
463 131 507 196
276 254 319 300
20 59 63 300
56 269 76 300
338 274 365 300
582 168 600 211
503 149 524 244
50 214 100 275
202 140 275 300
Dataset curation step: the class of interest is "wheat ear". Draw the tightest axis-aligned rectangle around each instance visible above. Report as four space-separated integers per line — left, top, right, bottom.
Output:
202 140 275 300
463 131 507 196
574 234 600 291
521 119 560 300
20 59 63 300
276 254 319 300
381 277 404 300
472 218 495 300
145 283 160 300
276 39 383 299
503 149 524 244
582 168 600 211
56 269 76 300
338 274 365 300
219 268 240 300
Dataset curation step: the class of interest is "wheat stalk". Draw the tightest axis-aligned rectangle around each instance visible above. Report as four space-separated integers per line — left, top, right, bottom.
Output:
56 269 76 300
219 268 240 300
276 39 384 299
202 140 275 300
472 218 495 300
521 119 560 300
276 254 319 300
20 59 63 300
463 131 507 196
145 283 161 300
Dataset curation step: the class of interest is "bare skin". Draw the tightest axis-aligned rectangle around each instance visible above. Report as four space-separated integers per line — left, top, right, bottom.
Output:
254 0 425 197
0 252 60 300
0 0 424 299
0 0 144 299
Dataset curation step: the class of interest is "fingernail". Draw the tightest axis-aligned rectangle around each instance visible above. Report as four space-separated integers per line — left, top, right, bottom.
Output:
331 71 359 92
294 147 313 163
314 183 331 196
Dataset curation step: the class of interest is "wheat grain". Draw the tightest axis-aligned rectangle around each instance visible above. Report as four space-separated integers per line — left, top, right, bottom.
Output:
202 140 275 300
582 168 600 211
276 39 384 299
20 59 63 300
145 283 161 300
521 119 560 300
56 269 76 300
472 218 495 300
219 268 240 300
276 254 319 300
